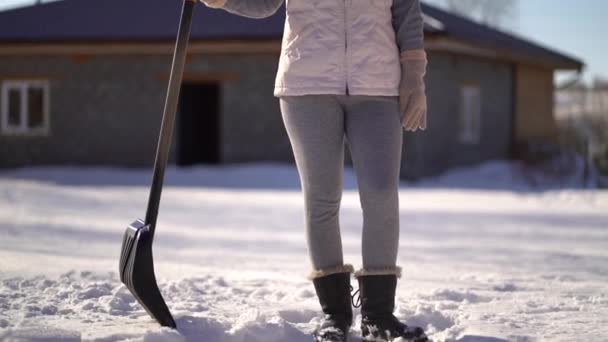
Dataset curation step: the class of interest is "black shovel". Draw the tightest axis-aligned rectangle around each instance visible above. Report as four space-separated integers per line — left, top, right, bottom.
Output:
119 0 196 329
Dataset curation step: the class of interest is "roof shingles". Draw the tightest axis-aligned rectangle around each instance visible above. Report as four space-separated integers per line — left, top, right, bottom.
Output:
0 0 583 70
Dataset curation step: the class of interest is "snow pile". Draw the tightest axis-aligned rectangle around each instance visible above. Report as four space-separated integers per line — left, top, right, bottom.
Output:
0 161 607 341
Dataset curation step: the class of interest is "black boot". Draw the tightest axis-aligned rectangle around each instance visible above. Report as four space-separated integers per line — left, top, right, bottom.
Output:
311 270 354 341
355 274 429 342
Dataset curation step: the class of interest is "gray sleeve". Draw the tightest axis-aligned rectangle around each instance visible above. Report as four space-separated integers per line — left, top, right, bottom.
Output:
391 0 425 52
220 0 284 19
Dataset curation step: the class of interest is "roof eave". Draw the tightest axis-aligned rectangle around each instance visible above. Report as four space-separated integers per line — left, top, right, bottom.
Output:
425 35 584 71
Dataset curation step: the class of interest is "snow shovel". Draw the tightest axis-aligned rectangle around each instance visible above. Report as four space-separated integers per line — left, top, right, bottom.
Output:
119 0 196 329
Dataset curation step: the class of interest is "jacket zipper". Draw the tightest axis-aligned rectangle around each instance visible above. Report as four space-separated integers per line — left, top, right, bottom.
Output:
344 0 349 95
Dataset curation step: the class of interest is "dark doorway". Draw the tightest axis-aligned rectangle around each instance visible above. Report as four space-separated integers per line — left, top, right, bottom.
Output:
177 83 221 165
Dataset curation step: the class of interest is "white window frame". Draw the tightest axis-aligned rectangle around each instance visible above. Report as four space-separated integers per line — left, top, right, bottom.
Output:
458 84 481 144
1 80 50 136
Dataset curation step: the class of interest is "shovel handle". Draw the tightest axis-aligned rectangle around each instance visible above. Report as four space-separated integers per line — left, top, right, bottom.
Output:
145 0 197 237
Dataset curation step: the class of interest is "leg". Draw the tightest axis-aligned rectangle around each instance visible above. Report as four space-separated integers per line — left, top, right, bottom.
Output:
279 95 351 277
280 95 355 342
342 95 403 274
342 96 428 341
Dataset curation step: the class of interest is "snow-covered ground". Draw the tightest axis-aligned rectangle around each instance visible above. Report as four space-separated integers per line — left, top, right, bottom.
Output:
0 161 606 341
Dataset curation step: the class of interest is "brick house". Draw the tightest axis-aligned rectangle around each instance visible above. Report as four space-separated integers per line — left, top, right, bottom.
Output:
0 0 584 179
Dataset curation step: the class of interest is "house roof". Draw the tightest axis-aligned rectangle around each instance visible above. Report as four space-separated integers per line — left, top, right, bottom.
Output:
0 0 583 70
419 4 584 71
0 0 285 42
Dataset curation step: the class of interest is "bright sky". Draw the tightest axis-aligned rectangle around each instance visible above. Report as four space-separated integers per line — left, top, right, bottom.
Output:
517 0 607 85
1 0 606 85
424 0 607 85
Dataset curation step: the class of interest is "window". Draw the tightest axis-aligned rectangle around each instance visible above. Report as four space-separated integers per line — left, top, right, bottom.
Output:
1 80 50 135
458 84 481 144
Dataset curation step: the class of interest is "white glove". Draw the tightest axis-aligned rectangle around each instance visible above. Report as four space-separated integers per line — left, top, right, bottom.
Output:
200 0 227 8
399 49 428 131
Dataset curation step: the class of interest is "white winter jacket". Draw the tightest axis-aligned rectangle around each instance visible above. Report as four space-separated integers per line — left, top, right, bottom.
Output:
203 0 425 97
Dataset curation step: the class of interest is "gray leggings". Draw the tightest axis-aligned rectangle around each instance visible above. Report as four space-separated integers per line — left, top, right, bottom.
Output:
279 94 403 275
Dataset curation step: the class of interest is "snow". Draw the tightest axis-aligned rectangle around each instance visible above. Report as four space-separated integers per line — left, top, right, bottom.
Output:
0 160 607 341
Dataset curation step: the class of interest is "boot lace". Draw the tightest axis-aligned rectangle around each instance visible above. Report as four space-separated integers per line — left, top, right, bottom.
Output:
350 285 361 308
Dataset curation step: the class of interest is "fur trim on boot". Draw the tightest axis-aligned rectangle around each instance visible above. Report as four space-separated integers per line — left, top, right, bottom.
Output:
354 266 402 279
307 264 355 281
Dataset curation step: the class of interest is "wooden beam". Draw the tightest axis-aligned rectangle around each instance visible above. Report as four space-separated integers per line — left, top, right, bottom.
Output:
156 71 239 82
425 37 499 59
0 40 282 56
425 36 582 71
70 54 93 64
0 75 52 81
0 36 582 71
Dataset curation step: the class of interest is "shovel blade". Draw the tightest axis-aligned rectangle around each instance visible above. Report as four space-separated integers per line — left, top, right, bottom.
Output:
119 219 176 328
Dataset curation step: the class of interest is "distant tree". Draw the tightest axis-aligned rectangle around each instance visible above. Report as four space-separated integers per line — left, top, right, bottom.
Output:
593 76 608 89
444 0 519 29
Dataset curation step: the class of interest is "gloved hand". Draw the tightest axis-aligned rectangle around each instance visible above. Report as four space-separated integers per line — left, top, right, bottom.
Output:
398 49 428 131
200 0 226 8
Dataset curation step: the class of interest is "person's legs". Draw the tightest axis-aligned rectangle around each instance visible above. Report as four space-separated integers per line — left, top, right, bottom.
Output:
336 95 428 341
340 95 403 275
279 95 353 278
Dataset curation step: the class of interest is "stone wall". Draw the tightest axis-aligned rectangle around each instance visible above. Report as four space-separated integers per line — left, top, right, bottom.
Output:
401 52 514 179
0 51 516 182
